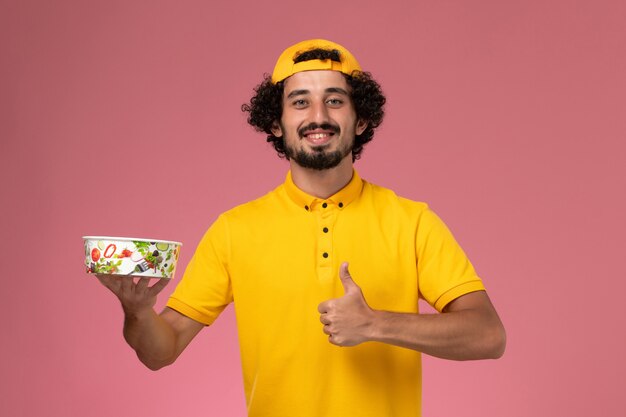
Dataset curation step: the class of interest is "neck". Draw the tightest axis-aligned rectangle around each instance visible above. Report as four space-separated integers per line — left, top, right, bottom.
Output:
289 156 354 199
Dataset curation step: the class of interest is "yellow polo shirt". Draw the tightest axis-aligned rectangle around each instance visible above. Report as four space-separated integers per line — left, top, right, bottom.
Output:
167 171 485 417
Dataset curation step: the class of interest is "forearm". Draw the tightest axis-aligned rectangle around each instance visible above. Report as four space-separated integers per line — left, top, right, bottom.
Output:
369 307 506 360
319 267 506 359
123 308 178 370
97 275 201 369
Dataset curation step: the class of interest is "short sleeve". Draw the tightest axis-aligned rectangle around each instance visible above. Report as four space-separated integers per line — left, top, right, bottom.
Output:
166 215 233 325
416 208 485 312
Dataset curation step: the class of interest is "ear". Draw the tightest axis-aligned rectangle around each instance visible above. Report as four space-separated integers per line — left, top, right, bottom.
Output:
356 119 368 136
271 122 283 137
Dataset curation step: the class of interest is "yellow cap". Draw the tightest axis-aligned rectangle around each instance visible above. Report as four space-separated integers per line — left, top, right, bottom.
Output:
271 39 362 84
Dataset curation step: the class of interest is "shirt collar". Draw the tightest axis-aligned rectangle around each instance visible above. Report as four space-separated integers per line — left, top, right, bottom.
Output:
284 170 363 211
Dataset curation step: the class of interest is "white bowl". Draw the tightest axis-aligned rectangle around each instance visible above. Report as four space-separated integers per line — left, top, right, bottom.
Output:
83 236 182 279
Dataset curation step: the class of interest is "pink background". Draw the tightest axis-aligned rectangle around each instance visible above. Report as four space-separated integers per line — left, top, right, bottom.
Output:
2 0 625 416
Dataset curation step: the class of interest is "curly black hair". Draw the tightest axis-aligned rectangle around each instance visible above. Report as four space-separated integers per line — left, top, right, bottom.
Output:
241 49 386 161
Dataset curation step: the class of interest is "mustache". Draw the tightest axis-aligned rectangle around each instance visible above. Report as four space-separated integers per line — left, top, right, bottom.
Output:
298 123 340 138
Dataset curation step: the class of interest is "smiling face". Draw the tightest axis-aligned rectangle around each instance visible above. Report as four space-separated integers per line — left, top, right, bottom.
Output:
271 70 367 170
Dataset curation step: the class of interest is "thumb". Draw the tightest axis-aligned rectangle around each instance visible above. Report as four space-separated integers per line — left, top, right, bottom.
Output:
339 262 359 294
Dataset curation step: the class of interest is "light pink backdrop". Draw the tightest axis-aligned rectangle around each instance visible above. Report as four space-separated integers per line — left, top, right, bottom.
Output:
2 1 625 416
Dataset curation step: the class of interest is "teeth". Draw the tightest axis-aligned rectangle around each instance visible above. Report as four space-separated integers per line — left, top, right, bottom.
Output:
308 133 329 139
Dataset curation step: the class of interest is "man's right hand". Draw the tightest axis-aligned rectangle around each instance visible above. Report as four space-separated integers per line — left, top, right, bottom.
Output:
94 274 204 370
96 274 169 316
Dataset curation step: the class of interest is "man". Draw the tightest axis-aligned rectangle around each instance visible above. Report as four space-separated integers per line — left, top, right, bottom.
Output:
98 39 506 417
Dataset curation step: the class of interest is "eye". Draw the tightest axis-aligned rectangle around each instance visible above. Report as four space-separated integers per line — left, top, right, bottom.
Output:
292 99 308 108
326 98 344 106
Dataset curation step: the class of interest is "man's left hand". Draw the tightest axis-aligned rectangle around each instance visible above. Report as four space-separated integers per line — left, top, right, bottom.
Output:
318 262 376 346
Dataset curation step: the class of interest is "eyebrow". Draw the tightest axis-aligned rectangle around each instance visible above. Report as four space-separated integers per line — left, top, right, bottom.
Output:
286 87 350 99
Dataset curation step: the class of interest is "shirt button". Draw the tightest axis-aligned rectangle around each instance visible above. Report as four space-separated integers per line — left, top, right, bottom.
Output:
322 252 329 258
322 202 328 208
323 227 328 233
304 205 309 211
338 202 344 208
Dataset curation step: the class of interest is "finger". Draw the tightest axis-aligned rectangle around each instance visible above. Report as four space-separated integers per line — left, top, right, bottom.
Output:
322 325 331 335
96 274 119 292
148 278 170 296
135 277 151 292
339 262 359 294
318 301 330 314
119 276 135 293
97 274 124 293
319 314 330 325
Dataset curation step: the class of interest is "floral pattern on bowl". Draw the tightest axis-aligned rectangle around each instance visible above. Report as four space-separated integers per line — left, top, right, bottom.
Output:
83 236 182 279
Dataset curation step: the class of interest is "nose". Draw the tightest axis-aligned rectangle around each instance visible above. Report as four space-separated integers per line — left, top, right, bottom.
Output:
310 99 331 125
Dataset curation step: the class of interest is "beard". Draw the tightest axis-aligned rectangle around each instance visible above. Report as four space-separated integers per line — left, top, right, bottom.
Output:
282 123 354 170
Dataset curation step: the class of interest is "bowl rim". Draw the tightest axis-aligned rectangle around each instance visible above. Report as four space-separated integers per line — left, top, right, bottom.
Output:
82 236 182 246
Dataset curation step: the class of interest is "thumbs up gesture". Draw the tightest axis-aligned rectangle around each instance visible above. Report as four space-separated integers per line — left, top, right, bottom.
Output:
318 262 376 346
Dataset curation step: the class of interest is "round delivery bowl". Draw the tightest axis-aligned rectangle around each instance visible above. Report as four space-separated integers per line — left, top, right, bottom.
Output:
83 236 182 279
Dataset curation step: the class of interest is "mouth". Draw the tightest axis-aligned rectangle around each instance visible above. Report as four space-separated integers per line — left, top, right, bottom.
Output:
299 123 340 147
303 131 334 146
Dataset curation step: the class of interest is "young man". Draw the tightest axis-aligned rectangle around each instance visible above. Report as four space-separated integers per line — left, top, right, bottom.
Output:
98 39 506 417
